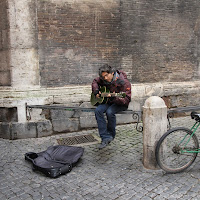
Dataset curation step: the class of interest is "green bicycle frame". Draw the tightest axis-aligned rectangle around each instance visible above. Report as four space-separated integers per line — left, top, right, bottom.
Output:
179 122 200 153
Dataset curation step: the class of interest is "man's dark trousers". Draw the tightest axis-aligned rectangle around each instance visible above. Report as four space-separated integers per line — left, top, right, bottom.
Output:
95 103 127 141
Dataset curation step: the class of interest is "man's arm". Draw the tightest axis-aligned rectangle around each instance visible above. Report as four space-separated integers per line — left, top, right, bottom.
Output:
112 81 131 106
92 77 101 96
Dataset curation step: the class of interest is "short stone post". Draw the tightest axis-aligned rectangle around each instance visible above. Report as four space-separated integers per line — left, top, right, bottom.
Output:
143 96 167 169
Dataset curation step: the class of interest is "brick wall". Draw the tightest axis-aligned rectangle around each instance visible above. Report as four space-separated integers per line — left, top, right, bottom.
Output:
38 0 200 87
38 0 121 87
1 0 200 87
0 0 11 86
120 0 200 83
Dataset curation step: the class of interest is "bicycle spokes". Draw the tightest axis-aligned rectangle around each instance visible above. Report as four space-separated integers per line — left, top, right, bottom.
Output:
156 127 199 173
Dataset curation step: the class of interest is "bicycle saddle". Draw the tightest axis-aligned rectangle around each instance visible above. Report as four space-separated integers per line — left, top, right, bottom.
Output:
191 111 200 122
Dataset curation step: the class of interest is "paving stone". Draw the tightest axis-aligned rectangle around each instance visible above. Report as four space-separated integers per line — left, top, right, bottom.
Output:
9 196 21 200
141 196 154 200
0 121 200 200
42 197 53 200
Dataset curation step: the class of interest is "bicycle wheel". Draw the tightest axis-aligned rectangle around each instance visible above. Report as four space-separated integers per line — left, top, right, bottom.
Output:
155 127 199 173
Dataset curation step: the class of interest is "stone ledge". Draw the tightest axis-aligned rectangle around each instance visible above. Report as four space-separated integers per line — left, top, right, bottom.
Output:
0 120 53 139
1 81 200 105
1 81 200 139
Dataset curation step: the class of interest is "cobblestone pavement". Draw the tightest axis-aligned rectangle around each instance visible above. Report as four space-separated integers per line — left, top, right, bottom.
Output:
1 117 200 200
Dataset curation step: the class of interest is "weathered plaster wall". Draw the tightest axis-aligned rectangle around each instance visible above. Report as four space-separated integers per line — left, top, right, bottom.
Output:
8 0 39 88
0 0 11 86
0 0 40 88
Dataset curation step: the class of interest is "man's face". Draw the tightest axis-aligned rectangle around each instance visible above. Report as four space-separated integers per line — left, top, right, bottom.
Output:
101 71 114 82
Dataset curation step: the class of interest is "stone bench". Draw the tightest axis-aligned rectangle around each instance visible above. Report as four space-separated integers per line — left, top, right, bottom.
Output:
26 104 142 134
0 104 143 140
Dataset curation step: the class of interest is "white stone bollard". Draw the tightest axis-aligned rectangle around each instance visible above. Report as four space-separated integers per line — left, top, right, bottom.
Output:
143 96 167 169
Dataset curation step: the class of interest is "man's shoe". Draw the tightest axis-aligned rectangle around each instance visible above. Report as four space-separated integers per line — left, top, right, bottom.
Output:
98 140 110 150
106 137 113 143
98 138 113 150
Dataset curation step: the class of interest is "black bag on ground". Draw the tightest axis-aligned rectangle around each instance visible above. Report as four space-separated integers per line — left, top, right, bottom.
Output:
25 145 84 178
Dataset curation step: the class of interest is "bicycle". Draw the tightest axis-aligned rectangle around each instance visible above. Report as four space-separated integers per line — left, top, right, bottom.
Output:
155 111 200 173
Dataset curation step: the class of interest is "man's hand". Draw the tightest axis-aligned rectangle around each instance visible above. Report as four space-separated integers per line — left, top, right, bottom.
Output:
96 91 101 98
107 91 114 98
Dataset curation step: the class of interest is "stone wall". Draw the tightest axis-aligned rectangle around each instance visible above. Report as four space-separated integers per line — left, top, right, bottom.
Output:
1 0 200 139
37 0 200 86
8 0 39 88
0 0 11 86
1 81 200 139
1 0 200 87
38 0 121 87
120 0 200 83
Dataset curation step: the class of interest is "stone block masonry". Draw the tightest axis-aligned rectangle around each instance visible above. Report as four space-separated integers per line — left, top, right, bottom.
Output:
0 0 39 88
1 0 200 87
143 96 167 169
0 0 11 86
1 81 200 139
1 0 200 139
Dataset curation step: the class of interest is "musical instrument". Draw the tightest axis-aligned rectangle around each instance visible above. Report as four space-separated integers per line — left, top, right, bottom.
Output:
90 86 126 106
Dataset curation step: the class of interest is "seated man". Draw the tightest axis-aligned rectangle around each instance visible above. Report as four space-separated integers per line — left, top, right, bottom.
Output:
92 64 131 149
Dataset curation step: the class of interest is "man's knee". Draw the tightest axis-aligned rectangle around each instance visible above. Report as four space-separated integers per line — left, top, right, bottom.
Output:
106 108 115 117
95 106 103 115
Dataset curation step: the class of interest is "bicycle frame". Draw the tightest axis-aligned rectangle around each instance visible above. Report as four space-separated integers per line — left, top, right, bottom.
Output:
179 122 200 153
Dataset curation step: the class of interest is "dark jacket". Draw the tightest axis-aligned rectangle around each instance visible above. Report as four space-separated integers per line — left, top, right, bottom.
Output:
92 70 131 107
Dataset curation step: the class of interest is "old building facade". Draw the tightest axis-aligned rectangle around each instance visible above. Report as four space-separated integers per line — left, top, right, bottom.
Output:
1 0 200 139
